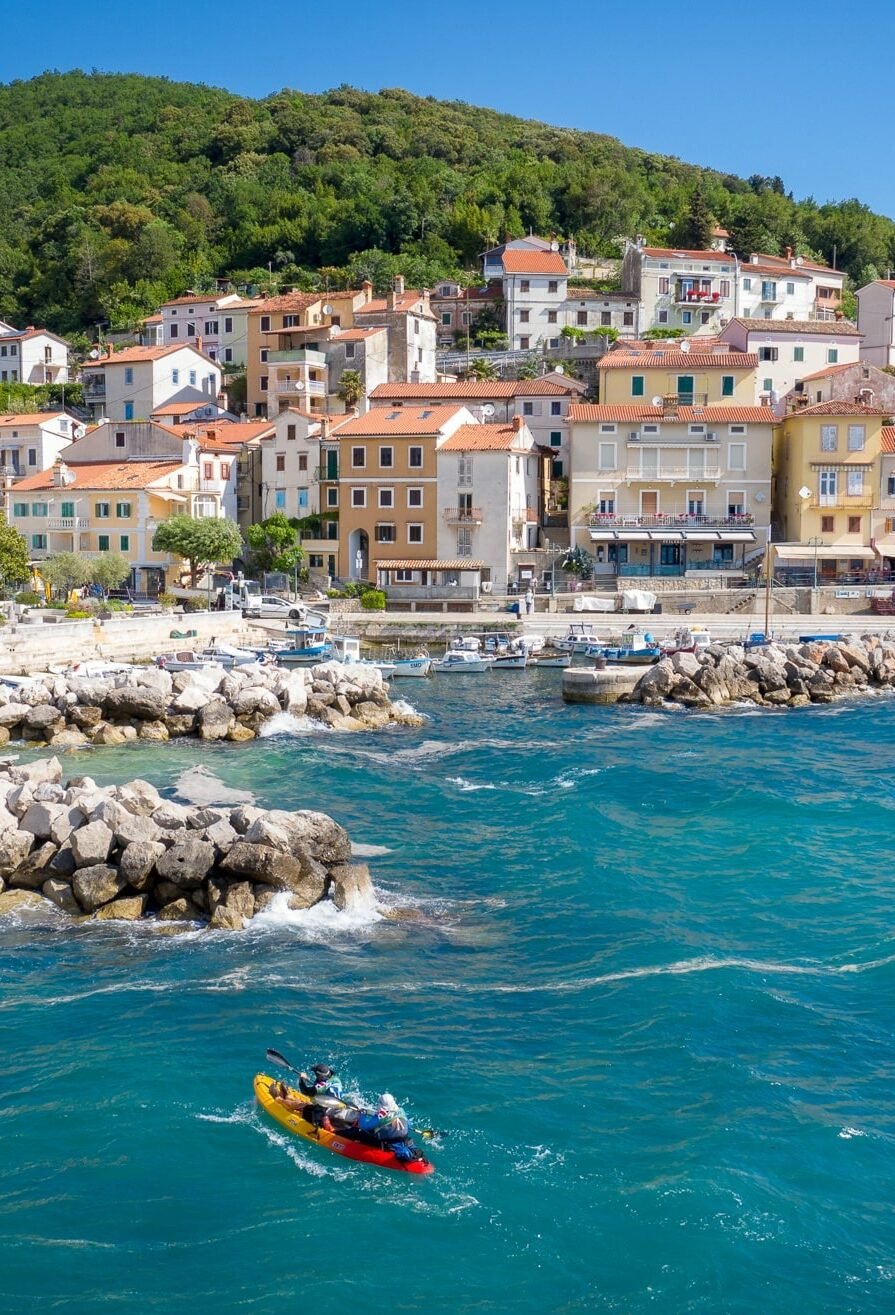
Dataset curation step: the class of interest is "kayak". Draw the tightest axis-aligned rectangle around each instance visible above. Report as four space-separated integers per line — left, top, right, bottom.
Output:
253 1074 435 1175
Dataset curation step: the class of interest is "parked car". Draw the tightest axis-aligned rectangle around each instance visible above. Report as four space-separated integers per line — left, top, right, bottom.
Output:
241 594 306 621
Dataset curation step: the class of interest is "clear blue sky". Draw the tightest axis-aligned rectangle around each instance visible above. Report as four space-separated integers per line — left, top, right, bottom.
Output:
3 0 893 216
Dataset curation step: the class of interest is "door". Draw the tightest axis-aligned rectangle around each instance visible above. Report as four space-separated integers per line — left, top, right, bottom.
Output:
641 490 658 516
660 543 681 566
677 375 695 404
819 470 838 506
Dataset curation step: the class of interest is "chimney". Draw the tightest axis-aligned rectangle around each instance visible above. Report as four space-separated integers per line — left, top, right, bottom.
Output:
393 274 405 296
319 416 330 440
750 254 758 265
361 280 373 302
512 416 523 432
52 459 68 487
785 246 793 260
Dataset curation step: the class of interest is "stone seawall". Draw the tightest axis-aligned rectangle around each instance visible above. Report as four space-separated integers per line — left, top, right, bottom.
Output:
0 659 421 749
625 636 895 711
0 756 373 930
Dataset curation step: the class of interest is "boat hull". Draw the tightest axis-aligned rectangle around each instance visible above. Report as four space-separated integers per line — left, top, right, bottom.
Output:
391 658 432 677
253 1074 434 1175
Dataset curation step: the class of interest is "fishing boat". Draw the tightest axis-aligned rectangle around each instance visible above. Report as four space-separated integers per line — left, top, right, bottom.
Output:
585 630 662 665
553 623 603 654
432 650 493 673
390 653 432 678
490 651 528 670
531 653 571 669
155 650 226 672
201 641 263 668
254 1075 433 1175
660 626 711 657
275 625 332 667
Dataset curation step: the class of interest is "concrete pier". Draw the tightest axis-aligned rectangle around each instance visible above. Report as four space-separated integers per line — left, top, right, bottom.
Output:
562 665 642 705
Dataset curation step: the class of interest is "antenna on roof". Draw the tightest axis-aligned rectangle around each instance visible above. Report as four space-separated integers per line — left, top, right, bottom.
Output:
679 340 691 353
482 403 495 417
651 396 663 407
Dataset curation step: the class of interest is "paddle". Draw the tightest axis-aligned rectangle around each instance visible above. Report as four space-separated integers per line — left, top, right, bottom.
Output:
264 1048 445 1139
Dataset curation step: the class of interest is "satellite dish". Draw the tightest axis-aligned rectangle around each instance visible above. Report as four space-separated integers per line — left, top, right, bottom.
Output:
323 304 334 316
679 340 691 352
293 381 305 392
554 365 564 375
755 491 766 503
795 257 804 266
329 324 342 336
89 348 99 359
798 485 812 500
482 403 495 417
651 395 663 407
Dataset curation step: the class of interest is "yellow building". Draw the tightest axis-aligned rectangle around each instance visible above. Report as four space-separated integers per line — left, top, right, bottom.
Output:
773 401 889 582
599 348 758 407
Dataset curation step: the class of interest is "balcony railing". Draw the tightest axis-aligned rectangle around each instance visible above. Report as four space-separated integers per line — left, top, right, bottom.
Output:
272 378 326 397
810 495 874 509
661 392 710 408
589 513 755 529
47 516 90 530
82 383 106 399
267 349 327 366
625 465 721 481
673 289 721 305
511 508 539 524
443 507 483 524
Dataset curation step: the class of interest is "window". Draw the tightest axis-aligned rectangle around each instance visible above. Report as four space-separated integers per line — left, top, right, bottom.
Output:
115 501 131 518
821 515 835 532
395 569 414 583
98 535 109 551
31 502 47 516
351 488 366 508
407 523 423 543
172 369 180 384
848 516 862 533
847 470 864 496
547 310 557 324
409 446 423 468
169 324 179 339
761 281 777 302
224 348 232 363
522 401 534 416
375 523 396 544
351 447 365 468
205 321 218 335
298 454 307 472
308 554 324 569
631 375 645 398
794 346 804 362
379 446 394 468
189 370 197 386
599 311 612 327
326 487 339 507
598 442 616 471
60 501 74 519
32 534 46 550
819 470 838 503
743 278 752 292
763 378 773 392
124 367 133 385
657 311 669 325
187 323 195 337
12 502 27 518
701 312 711 325
728 444 746 471
820 425 838 452
203 462 213 480
847 425 866 451
408 487 423 508
727 491 745 516
550 431 562 448
681 311 692 325
677 374 695 403
120 535 130 551
259 349 269 363
95 501 110 519
27 448 36 466
577 310 588 326
519 310 530 323
720 279 731 297
520 280 530 293
286 424 296 441
623 311 634 326
786 282 795 296
548 281 558 294
224 318 233 333
658 277 670 294
598 494 615 514
378 488 394 508
721 375 734 397
260 316 271 332
276 454 285 472
548 401 561 417
827 348 839 364
297 487 308 512
115 431 126 449
758 347 778 362
124 403 134 421
519 336 530 350
274 490 286 509
441 312 452 326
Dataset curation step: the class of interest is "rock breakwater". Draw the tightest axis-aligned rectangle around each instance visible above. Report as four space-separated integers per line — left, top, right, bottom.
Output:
625 636 895 710
0 659 420 748
0 756 373 929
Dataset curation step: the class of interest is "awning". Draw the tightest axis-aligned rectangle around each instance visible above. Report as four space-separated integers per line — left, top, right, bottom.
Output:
589 530 618 541
773 543 874 560
718 532 756 543
617 530 651 541
375 559 486 570
683 532 720 542
650 530 684 540
153 490 188 503
874 538 895 553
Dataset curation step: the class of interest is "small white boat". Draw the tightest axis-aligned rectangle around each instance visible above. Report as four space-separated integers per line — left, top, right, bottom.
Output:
59 660 137 679
661 626 711 657
432 650 492 674
156 650 225 673
491 652 527 670
532 653 571 669
450 635 482 652
201 641 260 669
516 633 545 655
390 653 432 678
553 623 603 654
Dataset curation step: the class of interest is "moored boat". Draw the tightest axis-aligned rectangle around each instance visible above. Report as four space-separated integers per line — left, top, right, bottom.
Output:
585 630 661 665
490 651 527 670
660 626 711 658
432 650 492 673
390 653 432 678
155 650 226 673
275 625 332 667
553 623 602 654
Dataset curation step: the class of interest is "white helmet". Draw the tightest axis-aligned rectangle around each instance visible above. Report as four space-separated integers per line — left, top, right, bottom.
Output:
378 1092 399 1115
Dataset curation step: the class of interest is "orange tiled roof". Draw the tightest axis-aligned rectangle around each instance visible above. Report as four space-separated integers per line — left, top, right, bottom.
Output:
370 379 574 401
0 412 66 426
356 291 433 316
742 262 811 280
334 405 467 436
501 250 567 275
439 424 525 451
13 460 182 492
188 421 275 443
83 345 191 365
793 361 864 383
753 252 842 276
569 404 775 424
792 401 890 417
599 352 757 369
881 426 895 452
728 318 860 336
640 247 733 263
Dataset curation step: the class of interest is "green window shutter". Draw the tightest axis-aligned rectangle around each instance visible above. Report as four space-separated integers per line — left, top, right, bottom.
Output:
120 535 130 552
793 346 804 362
721 375 734 397
98 535 109 551
61 501 74 518
631 375 645 397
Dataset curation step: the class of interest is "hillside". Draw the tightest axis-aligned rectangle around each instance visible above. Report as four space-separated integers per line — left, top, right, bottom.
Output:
1 70 893 334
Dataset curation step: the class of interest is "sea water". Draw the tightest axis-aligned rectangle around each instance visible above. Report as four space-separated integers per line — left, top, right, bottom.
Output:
1 674 894 1314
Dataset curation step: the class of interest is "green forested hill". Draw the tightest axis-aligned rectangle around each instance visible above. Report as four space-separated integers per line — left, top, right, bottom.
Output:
1 69 893 334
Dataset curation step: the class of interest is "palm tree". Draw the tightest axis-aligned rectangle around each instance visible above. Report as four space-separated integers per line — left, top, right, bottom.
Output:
468 357 499 381
338 369 363 409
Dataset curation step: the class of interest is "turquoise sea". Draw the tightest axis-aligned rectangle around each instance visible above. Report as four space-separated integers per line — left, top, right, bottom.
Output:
2 675 894 1314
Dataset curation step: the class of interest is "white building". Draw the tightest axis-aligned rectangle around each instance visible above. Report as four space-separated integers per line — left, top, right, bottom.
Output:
719 319 862 406
0 326 69 385
436 418 542 592
0 412 85 478
80 345 222 422
563 289 639 338
856 280 895 367
748 251 845 321
160 293 251 362
738 258 815 320
484 246 569 351
621 243 737 336
259 408 326 521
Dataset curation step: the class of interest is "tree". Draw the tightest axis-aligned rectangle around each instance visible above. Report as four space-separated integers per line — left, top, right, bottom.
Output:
467 357 499 381
246 512 303 575
152 515 243 587
338 369 363 409
88 553 131 595
0 523 29 591
41 552 91 598
675 182 714 250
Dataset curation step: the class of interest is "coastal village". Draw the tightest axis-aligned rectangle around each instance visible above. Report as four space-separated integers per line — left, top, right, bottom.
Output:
5 233 895 611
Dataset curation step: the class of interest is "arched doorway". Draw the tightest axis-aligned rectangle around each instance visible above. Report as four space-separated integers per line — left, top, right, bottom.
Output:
348 528 369 581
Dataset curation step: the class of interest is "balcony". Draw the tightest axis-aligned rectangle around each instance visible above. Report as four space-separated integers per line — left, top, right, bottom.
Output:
759 288 782 304
47 516 90 530
443 507 483 524
673 288 721 305
272 378 326 398
660 393 710 409
511 508 539 525
589 513 754 529
625 465 721 481
267 349 327 366
810 495 874 509
82 381 106 399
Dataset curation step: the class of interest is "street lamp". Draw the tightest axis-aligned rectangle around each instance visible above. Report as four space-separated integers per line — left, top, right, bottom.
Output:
807 535 824 590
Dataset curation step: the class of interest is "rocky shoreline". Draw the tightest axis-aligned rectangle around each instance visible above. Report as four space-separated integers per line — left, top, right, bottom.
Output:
624 635 895 710
0 659 421 748
0 755 374 930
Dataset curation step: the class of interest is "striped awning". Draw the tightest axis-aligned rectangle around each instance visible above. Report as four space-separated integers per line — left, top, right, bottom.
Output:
773 544 874 560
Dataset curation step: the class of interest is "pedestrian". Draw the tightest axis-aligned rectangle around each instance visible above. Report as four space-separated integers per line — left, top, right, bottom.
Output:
524 588 534 616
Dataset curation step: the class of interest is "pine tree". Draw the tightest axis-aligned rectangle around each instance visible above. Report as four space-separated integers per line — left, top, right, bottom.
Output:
678 183 714 251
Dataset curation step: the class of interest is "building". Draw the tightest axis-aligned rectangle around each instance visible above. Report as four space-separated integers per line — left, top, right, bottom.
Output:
353 277 437 383
0 412 87 519
749 251 845 320
160 293 251 361
0 326 70 385
10 421 226 593
139 314 165 347
568 403 773 580
876 426 895 573
258 409 341 581
333 404 474 580
325 327 389 411
186 419 275 535
621 243 737 336
435 419 543 593
481 246 569 352
245 289 366 417
429 282 504 349
563 288 639 338
719 319 862 406
783 360 895 413
856 280 895 367
737 257 815 320
598 348 758 408
773 401 888 582
80 345 222 422
150 400 238 426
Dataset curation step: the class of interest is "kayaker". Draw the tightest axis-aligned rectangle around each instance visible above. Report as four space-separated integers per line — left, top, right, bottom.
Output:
298 1063 344 1105
355 1094 416 1161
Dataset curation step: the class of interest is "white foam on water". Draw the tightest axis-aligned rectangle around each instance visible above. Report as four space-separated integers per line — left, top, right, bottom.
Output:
250 889 383 937
173 765 255 806
391 698 426 719
351 841 393 857
258 712 331 737
838 1126 867 1139
446 776 497 792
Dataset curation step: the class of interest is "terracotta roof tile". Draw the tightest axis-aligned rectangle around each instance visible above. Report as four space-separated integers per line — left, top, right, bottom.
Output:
881 426 895 452
355 291 433 316
82 345 194 365
13 460 182 492
640 247 733 263
569 404 775 423
439 424 522 451
728 317 861 336
793 361 864 383
599 352 757 369
753 253 842 276
369 379 575 400
501 250 567 274
0 412 66 426
791 400 890 417
334 405 468 436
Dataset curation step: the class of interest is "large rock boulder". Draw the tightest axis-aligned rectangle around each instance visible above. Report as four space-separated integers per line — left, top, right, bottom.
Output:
72 863 128 911
0 828 34 877
19 800 66 841
42 877 81 915
118 840 166 890
154 837 216 888
94 894 149 921
328 863 374 912
23 704 65 740
102 685 169 722
70 820 114 868
220 841 324 905
198 699 234 741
